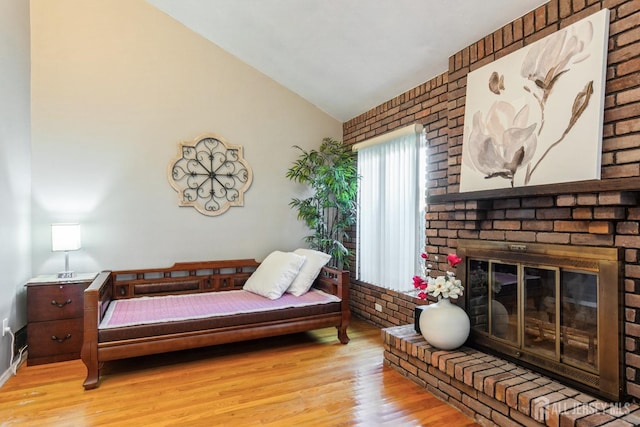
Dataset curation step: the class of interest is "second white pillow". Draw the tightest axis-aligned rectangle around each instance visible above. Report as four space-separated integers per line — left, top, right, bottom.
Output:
243 251 307 299
286 248 332 296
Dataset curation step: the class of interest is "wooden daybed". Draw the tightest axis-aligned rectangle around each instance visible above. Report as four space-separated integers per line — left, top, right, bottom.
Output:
81 259 350 390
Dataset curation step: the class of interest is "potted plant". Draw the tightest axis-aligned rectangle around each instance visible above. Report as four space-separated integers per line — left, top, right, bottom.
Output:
286 137 358 268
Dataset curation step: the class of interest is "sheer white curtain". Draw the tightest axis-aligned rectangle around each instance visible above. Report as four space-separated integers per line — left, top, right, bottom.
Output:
356 126 426 291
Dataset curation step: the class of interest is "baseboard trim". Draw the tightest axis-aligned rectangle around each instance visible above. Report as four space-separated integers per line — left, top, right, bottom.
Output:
0 349 27 388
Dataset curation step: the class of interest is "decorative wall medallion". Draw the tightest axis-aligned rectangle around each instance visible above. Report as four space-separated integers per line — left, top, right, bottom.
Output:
168 134 253 216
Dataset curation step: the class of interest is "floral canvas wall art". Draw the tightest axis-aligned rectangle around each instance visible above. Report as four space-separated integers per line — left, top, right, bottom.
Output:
459 9 610 192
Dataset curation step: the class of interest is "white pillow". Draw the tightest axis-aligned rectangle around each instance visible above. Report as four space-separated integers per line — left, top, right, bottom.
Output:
286 248 332 296
243 251 307 299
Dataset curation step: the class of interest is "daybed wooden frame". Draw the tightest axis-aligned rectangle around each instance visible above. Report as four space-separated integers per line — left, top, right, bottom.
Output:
81 259 350 390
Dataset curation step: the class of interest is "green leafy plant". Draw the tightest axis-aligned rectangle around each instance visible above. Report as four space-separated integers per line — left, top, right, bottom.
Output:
286 138 358 268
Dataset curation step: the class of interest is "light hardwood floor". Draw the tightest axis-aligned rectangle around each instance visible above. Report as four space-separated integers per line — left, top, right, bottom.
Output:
0 319 478 426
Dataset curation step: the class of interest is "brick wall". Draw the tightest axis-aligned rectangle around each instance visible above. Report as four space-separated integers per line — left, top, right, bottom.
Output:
343 73 450 329
343 0 640 400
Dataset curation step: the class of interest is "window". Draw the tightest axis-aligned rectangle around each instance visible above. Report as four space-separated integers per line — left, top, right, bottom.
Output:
355 125 426 291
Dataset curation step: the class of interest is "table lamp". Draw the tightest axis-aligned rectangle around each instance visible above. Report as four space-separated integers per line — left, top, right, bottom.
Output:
51 223 81 278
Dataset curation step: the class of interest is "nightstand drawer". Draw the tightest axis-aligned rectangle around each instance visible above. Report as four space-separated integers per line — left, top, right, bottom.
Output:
27 318 83 362
27 283 85 321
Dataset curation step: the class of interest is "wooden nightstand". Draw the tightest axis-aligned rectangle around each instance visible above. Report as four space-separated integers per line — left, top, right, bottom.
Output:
25 273 97 365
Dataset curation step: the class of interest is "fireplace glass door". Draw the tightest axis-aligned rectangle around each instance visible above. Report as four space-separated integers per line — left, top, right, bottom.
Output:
460 239 620 400
468 260 598 373
560 270 598 371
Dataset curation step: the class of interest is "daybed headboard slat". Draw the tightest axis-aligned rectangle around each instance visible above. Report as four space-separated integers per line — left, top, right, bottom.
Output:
111 259 260 299
134 280 200 295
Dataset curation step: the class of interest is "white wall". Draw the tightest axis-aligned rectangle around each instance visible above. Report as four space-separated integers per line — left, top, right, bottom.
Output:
30 0 342 274
0 0 31 377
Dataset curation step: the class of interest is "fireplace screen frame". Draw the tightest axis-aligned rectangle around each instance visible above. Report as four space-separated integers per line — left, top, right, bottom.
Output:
457 239 623 401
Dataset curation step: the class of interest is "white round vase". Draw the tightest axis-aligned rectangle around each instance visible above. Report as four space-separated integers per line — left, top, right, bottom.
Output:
418 298 470 350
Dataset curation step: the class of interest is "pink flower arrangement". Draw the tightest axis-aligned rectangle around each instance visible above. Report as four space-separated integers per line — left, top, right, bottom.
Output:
412 252 464 300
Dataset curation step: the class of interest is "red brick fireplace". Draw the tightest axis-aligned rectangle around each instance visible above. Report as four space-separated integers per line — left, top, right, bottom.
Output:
343 0 640 407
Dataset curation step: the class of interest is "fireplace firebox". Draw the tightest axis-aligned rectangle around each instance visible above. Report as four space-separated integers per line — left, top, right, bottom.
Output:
457 239 623 401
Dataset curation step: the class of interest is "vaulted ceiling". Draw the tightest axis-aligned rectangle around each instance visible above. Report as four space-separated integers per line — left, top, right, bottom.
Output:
147 0 549 121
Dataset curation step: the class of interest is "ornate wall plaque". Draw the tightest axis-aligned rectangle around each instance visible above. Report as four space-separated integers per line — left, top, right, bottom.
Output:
168 134 253 216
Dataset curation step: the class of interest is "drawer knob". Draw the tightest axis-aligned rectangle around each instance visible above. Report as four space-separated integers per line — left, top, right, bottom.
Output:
51 333 72 343
51 299 72 308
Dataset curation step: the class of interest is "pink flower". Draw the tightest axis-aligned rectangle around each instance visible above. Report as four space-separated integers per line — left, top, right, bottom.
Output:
447 254 463 268
411 252 464 300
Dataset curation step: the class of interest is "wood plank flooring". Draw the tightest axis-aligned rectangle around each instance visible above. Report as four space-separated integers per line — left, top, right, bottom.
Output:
0 319 478 426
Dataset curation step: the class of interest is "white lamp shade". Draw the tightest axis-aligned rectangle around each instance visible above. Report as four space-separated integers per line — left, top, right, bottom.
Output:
51 223 82 251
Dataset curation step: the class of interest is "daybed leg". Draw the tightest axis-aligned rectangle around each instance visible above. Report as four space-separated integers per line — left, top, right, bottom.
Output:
82 348 100 390
83 370 99 390
337 325 350 344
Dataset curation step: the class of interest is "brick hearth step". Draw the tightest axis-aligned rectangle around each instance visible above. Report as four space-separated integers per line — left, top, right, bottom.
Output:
382 325 640 427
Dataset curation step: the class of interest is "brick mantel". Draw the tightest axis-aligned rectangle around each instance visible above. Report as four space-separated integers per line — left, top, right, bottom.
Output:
429 183 640 204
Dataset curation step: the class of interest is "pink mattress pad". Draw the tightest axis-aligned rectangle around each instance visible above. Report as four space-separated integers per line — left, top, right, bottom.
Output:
100 289 340 329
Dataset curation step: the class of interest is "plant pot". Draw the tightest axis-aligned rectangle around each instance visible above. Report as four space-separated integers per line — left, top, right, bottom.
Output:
418 297 470 350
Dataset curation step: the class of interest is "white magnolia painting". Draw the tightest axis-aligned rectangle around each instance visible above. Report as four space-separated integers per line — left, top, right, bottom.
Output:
460 9 610 192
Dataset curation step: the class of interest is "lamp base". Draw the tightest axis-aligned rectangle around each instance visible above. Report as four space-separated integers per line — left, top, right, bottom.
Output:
57 271 75 279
